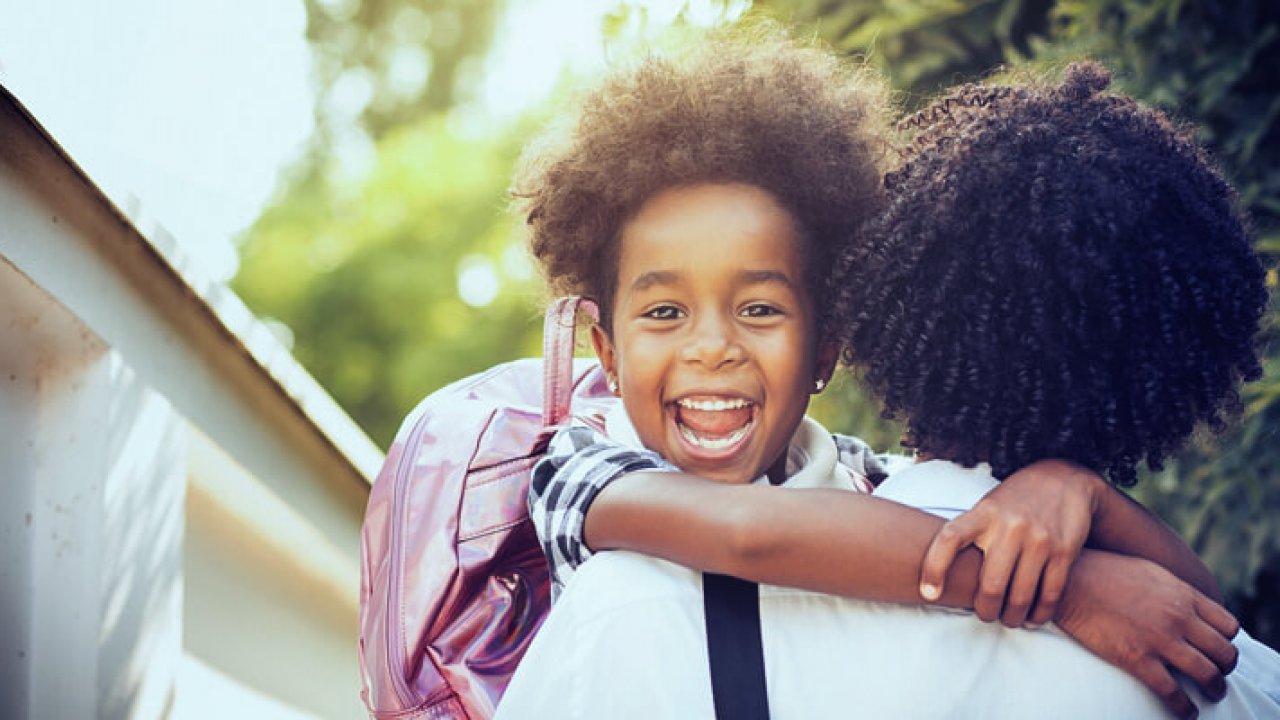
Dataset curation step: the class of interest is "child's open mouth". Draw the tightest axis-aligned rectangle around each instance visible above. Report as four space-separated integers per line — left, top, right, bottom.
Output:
673 396 756 454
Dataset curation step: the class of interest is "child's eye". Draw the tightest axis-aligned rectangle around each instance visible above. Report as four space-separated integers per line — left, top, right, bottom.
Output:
642 305 685 320
741 303 783 318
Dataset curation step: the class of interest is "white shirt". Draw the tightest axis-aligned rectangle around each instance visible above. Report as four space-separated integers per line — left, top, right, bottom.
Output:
497 447 1280 718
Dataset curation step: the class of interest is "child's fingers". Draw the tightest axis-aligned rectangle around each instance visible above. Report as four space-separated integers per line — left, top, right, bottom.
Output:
1000 545 1048 628
919 515 982 602
1026 555 1071 627
974 541 1019 623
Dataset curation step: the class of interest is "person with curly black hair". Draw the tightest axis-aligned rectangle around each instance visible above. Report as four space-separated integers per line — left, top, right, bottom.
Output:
820 61 1280 716
833 61 1268 489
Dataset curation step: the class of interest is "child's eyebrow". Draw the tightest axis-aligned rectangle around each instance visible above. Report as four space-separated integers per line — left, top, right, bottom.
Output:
628 269 799 293
738 269 799 292
630 270 680 292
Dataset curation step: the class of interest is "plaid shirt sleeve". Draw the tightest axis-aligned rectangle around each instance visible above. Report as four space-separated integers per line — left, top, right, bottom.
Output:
530 425 677 596
832 432 893 489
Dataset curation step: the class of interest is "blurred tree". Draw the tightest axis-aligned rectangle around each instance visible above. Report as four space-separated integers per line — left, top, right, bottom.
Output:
236 114 546 446
236 0 535 447
753 0 1056 103
755 0 1280 648
303 0 504 141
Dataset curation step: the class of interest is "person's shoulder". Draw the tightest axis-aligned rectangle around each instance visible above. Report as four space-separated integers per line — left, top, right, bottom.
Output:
571 550 701 599
555 551 702 623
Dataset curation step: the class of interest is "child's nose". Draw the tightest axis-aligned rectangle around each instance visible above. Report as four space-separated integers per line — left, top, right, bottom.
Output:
680 316 745 369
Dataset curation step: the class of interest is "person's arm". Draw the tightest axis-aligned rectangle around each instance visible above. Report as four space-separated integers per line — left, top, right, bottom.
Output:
1054 550 1239 720
584 471 1238 719
919 460 1222 631
585 472 985 607
1088 476 1222 601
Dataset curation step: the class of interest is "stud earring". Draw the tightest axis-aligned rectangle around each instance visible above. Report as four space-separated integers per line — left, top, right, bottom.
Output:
608 377 619 394
814 378 826 392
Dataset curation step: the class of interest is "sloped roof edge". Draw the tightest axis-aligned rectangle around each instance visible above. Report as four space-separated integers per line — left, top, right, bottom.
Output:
0 82 382 489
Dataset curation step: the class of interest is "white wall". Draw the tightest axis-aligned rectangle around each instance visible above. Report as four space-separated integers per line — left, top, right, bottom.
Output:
0 84 376 719
0 258 186 718
182 432 364 718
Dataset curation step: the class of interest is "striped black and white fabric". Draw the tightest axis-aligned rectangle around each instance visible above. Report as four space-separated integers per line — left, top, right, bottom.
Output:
834 434 892 488
530 425 679 596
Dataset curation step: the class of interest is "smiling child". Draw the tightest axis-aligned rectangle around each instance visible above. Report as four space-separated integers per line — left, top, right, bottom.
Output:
591 181 830 486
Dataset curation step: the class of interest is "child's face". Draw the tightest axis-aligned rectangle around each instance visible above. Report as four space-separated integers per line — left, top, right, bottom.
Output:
591 183 834 484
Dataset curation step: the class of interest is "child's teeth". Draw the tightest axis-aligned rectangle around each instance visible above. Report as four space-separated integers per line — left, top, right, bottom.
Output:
679 398 748 411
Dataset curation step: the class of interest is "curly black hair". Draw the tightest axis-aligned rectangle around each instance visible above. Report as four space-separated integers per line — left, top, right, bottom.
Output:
832 62 1268 485
512 26 890 333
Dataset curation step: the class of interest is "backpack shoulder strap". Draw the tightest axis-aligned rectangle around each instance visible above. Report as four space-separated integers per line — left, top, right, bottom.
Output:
704 572 771 720
542 296 599 427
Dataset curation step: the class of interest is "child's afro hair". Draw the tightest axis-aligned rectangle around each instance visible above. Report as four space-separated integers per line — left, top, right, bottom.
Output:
512 26 890 332
832 61 1268 485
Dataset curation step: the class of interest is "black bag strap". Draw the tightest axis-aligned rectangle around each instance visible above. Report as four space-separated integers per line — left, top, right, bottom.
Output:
703 572 770 720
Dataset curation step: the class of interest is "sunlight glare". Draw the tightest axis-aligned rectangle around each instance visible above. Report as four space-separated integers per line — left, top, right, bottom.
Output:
457 255 501 308
478 0 749 121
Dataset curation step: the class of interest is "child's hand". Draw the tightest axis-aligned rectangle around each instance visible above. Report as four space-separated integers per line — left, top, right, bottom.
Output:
1056 551 1240 719
919 460 1104 627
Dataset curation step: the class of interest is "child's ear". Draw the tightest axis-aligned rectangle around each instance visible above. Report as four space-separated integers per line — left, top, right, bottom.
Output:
590 322 619 386
813 340 839 394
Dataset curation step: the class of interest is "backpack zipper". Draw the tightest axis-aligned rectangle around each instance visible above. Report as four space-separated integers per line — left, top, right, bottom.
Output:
386 411 431 708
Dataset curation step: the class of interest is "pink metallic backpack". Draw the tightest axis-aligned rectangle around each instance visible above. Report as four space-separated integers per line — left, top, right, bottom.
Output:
358 297 615 719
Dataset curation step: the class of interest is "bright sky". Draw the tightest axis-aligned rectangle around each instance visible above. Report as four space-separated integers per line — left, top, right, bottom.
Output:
0 0 743 284
0 0 312 282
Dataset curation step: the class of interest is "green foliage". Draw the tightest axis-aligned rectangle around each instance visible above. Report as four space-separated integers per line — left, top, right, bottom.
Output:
756 0 1280 648
302 0 504 139
810 372 905 456
234 115 544 446
752 0 1057 103
234 0 529 447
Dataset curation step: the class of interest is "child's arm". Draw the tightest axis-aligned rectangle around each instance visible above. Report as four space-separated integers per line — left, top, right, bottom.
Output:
919 461 1223 630
585 471 1237 720
585 471 984 607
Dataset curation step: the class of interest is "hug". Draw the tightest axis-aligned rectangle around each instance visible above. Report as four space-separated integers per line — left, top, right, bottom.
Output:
362 25 1280 720
498 29 1280 719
